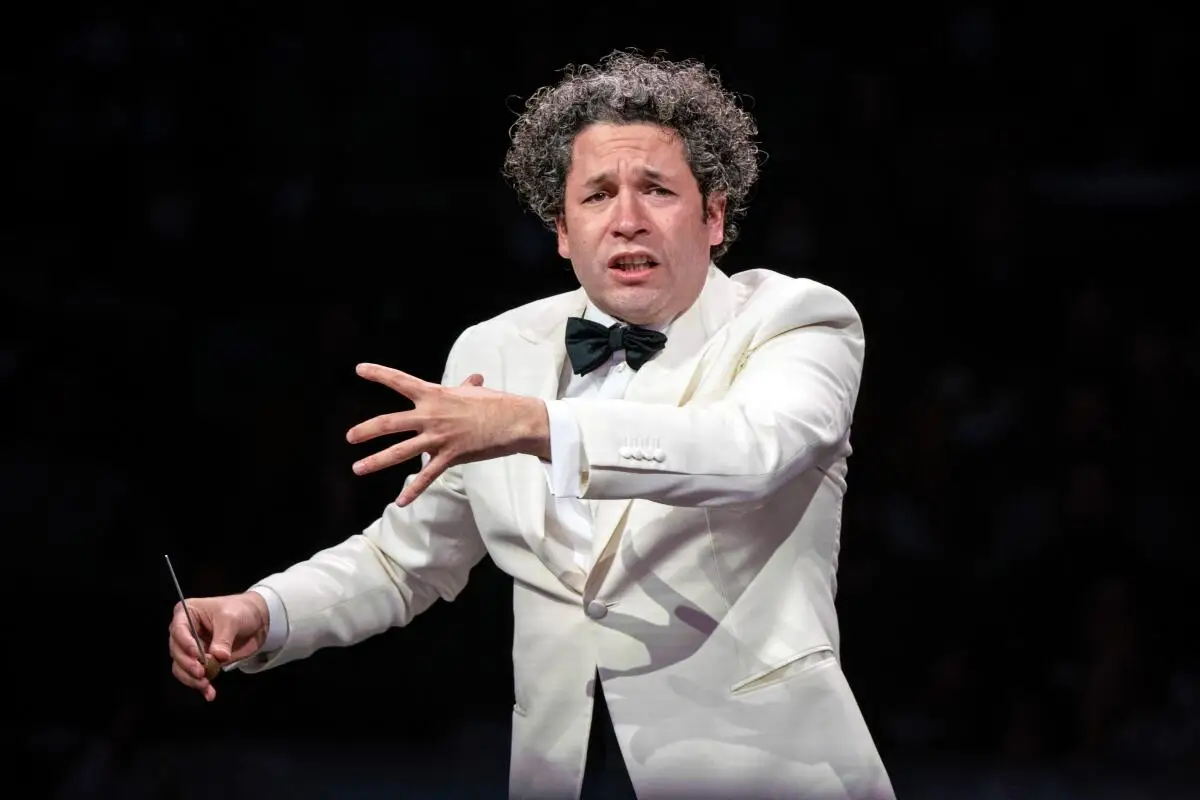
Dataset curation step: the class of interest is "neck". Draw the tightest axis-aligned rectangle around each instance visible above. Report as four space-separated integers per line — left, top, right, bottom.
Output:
585 302 676 332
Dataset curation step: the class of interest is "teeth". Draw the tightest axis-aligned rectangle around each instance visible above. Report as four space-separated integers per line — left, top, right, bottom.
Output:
613 257 653 269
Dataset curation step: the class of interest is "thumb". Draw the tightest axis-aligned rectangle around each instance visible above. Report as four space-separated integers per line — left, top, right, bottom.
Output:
208 609 237 663
461 373 484 387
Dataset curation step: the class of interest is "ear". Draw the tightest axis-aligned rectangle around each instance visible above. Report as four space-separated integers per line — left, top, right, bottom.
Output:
555 215 570 259
705 193 727 247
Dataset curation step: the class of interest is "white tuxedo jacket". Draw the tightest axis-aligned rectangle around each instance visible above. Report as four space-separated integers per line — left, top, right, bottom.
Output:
242 266 895 799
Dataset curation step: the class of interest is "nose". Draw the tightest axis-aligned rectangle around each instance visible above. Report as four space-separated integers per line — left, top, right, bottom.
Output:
610 191 649 239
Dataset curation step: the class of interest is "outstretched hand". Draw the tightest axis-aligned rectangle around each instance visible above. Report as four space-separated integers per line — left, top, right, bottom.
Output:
347 363 550 506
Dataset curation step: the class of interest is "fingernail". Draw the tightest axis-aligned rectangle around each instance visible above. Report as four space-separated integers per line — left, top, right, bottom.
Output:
353 462 364 474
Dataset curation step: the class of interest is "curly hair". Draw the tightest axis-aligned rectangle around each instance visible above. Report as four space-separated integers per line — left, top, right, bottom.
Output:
502 50 762 262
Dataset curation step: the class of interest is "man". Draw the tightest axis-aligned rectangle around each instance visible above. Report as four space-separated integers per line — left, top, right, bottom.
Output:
168 51 895 799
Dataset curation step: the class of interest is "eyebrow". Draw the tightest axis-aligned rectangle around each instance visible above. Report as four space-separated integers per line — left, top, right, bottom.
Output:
581 167 671 189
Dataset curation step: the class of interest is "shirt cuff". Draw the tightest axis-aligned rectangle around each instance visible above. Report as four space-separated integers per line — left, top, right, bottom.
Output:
542 399 585 498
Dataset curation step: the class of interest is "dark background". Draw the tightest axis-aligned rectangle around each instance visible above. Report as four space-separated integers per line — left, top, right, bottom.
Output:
9 6 1198 798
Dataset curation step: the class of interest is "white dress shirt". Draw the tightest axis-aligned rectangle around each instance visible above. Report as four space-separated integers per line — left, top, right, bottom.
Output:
249 303 668 654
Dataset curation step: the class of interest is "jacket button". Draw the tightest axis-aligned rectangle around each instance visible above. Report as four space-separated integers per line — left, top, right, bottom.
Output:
585 600 608 620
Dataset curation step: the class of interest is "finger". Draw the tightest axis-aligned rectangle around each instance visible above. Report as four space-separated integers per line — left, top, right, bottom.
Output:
169 633 203 679
169 613 200 660
172 659 208 692
208 609 238 663
346 410 421 444
353 434 434 476
461 373 484 387
396 451 453 507
356 363 430 399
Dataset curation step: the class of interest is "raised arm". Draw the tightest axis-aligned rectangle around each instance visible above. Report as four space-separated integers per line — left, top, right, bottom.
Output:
565 280 864 508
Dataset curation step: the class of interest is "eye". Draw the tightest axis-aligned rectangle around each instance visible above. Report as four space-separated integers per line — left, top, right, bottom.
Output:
583 192 608 203
648 186 674 196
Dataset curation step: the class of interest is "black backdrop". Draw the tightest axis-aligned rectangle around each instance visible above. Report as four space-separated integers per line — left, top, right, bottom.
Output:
10 7 1198 797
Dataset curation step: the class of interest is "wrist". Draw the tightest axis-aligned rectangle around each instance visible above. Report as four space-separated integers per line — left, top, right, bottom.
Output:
240 591 270 646
513 396 551 460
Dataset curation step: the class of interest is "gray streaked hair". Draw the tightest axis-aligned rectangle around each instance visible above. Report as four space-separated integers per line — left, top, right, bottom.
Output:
502 50 762 261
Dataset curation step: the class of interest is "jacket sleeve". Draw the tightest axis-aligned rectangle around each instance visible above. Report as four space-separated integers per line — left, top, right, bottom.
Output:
564 281 865 508
239 327 487 672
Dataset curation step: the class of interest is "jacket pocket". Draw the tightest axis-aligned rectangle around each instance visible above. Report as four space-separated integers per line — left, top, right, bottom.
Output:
730 644 835 696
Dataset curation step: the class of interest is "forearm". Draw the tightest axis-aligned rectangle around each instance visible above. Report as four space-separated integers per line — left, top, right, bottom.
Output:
568 397 851 506
239 471 485 672
239 326 489 673
563 321 863 508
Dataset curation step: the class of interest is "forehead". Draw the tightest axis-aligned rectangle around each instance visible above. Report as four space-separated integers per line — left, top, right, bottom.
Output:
567 122 688 175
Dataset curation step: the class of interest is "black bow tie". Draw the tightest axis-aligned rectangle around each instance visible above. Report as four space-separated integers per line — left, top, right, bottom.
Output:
565 317 667 376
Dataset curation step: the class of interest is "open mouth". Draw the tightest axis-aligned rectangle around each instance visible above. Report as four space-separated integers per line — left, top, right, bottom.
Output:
608 255 659 272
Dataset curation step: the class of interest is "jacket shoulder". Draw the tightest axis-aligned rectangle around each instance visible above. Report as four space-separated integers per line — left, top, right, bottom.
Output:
727 268 862 338
439 288 581 381
459 289 580 344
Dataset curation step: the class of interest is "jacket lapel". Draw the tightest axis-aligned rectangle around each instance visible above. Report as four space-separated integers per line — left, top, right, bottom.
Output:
500 268 740 596
586 266 739 588
504 289 589 592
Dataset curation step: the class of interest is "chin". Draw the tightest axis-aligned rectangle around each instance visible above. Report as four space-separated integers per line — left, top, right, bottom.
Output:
593 285 669 324
615 306 665 327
